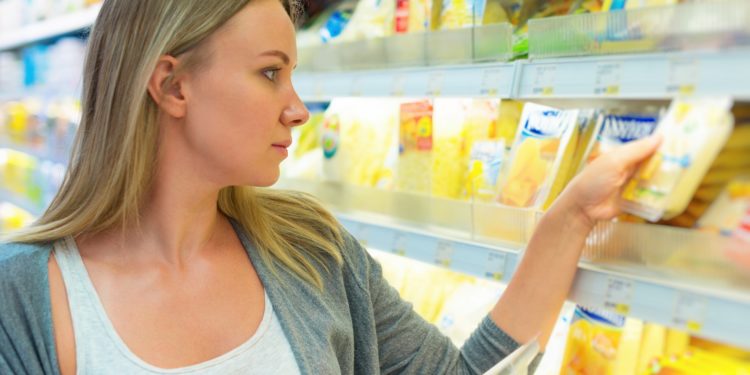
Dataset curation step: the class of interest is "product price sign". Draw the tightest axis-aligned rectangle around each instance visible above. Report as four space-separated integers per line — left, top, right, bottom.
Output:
349 76 364 97
532 65 556 96
666 59 699 96
313 76 325 101
426 71 445 97
479 69 503 96
604 277 633 315
391 232 408 257
672 292 707 333
391 73 407 96
357 223 370 247
594 63 621 95
484 251 507 281
435 240 454 267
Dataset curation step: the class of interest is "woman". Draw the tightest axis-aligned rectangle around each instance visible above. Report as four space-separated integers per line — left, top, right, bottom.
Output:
0 0 660 374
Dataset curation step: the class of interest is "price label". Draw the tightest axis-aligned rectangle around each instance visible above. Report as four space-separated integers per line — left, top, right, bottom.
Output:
484 252 507 281
391 74 407 96
313 77 325 100
532 66 556 96
666 59 699 95
480 69 503 96
426 71 445 97
350 76 363 97
594 63 621 95
672 293 707 333
604 277 633 315
435 240 454 267
391 232 407 256
357 223 370 247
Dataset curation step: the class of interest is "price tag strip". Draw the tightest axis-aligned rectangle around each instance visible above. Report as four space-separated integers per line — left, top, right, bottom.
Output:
435 240 454 267
427 71 445 97
672 292 707 333
484 252 507 281
594 63 621 95
666 59 699 95
391 232 407 256
532 66 556 96
604 277 634 315
480 69 503 96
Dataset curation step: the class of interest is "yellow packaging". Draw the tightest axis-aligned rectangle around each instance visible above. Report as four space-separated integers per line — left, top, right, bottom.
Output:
622 98 734 221
398 100 434 194
432 99 470 199
560 306 626 375
543 110 600 210
565 110 600 184
497 103 578 208
637 323 666 374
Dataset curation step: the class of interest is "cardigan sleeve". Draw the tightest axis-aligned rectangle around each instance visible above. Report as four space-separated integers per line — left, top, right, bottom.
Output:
0 242 61 375
341 230 541 374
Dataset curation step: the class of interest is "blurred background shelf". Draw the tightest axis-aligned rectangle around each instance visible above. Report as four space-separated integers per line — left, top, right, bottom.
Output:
294 49 750 101
0 3 100 51
275 178 750 349
0 188 43 216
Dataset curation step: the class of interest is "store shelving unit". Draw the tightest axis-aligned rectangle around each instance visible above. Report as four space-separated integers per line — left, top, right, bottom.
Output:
0 3 100 51
293 49 750 101
275 178 750 349
3 2 750 352
0 188 42 216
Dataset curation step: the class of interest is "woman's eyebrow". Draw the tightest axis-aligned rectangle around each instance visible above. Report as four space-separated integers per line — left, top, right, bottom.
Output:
258 50 290 65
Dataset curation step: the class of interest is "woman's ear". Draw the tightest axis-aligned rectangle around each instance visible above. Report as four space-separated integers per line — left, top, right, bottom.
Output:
147 55 187 118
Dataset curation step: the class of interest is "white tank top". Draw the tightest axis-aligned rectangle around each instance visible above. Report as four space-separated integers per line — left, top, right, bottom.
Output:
52 236 301 375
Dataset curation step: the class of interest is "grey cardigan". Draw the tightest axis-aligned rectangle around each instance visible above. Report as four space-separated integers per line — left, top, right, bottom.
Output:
0 222 528 374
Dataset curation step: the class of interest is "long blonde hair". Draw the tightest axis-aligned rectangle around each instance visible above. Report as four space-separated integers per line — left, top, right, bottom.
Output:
9 0 343 288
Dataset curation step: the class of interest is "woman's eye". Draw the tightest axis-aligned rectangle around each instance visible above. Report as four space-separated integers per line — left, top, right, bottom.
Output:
263 69 280 81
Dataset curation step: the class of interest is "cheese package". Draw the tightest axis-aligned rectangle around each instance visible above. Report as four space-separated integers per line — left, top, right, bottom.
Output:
581 112 661 171
432 98 470 199
397 100 434 194
394 0 431 33
697 177 750 234
543 109 599 210
496 103 579 208
464 139 506 202
560 306 627 375
622 98 734 222
565 110 600 184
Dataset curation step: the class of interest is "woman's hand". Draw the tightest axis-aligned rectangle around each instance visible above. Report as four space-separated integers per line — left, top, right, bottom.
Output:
562 135 662 227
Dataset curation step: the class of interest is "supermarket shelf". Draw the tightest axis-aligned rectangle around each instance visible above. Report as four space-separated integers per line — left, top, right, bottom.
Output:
293 62 519 101
0 142 69 165
0 189 43 216
518 49 750 100
294 49 750 101
275 178 750 349
336 210 750 351
0 3 100 51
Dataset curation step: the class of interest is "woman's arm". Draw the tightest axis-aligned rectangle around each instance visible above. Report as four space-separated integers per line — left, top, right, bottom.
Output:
490 135 662 348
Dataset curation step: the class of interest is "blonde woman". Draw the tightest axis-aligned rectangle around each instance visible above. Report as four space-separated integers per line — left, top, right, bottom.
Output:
0 0 660 374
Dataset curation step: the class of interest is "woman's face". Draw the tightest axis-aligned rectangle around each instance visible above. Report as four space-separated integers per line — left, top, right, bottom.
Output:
180 0 308 187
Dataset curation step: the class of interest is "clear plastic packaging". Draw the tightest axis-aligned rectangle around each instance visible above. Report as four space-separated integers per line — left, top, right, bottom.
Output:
528 0 750 58
622 98 734 222
496 103 579 209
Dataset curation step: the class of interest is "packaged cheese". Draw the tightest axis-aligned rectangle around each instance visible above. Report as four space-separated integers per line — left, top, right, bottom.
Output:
464 139 506 202
397 100 434 194
583 112 660 167
496 103 578 208
622 98 734 221
432 98 470 199
543 109 598 210
560 305 626 375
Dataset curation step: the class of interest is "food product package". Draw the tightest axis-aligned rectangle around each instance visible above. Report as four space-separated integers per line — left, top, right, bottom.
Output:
559 305 627 375
397 100 434 194
622 98 734 221
496 103 579 209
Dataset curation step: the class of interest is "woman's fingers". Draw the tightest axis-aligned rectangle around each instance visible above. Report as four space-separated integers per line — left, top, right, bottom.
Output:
616 134 663 166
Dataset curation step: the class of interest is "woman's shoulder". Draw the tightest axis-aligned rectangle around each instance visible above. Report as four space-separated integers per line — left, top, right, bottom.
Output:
0 241 52 287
